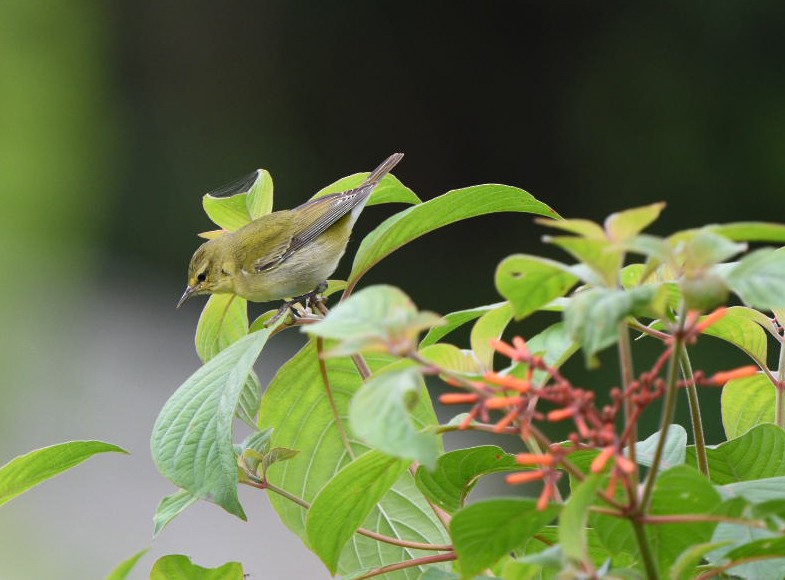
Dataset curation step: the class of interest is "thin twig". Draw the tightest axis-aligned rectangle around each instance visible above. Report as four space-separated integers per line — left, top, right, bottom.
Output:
679 347 709 477
354 552 457 580
777 336 785 428
617 322 639 488
316 337 355 460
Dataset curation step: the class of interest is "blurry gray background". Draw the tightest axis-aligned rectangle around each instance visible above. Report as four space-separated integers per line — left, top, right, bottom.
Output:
0 1 783 578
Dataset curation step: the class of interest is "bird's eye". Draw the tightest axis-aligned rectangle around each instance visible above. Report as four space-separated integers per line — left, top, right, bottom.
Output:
197 272 207 283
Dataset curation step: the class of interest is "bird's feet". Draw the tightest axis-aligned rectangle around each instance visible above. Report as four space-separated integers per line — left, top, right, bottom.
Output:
264 281 329 327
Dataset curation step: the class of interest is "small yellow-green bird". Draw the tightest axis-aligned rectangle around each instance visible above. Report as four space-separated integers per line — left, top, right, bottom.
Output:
178 153 404 312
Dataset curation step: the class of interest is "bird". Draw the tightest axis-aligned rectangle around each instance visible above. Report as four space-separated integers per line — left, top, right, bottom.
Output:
177 152 404 320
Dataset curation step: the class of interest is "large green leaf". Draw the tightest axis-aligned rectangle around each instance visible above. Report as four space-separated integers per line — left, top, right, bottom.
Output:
560 474 602 566
347 184 559 291
303 285 442 356
470 302 513 370
721 476 785 504
418 344 482 375
634 425 687 469
709 222 785 243
495 255 578 320
700 306 771 365
722 375 776 439
151 327 278 518
594 466 721 576
259 342 449 578
725 248 785 309
706 520 785 580
306 451 412 573
686 424 785 485
195 294 248 362
545 236 622 287
0 441 127 507
350 368 441 469
451 498 558 579
680 230 746 274
415 446 519 513
420 302 506 348
312 172 421 206
149 555 244 580
245 169 274 219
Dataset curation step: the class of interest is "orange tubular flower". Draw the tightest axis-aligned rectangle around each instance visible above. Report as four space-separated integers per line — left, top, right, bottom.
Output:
439 393 479 405
483 372 531 393
506 470 546 485
489 339 524 361
546 407 576 422
485 396 523 410
695 307 729 333
709 365 759 385
614 453 636 474
537 480 555 511
591 446 615 473
512 336 530 358
494 408 519 432
516 453 555 466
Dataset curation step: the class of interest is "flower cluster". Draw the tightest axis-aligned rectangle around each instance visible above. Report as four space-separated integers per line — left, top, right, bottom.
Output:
437 307 760 509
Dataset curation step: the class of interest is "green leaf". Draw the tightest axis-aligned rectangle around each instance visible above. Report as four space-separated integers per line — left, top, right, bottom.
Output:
235 372 262 428
710 222 785 243
105 549 149 580
259 342 449 577
350 368 441 469
303 285 442 356
565 286 666 365
721 476 785 504
245 169 274 219
195 293 248 362
701 306 771 365
151 326 279 519
420 302 506 348
312 172 421 206
604 202 665 242
451 498 558 578
681 230 746 274
0 440 127 507
202 193 253 232
470 302 513 371
706 523 785 579
348 184 559 290
153 489 199 536
261 447 299 476
594 465 722 576
509 322 578 386
149 555 244 580
535 217 605 239
560 474 602 565
722 374 776 439
669 542 730 580
725 248 785 309
545 236 622 286
419 343 482 375
634 424 687 469
725 536 785 563
495 255 578 320
415 446 519 513
306 451 412 573
686 424 785 485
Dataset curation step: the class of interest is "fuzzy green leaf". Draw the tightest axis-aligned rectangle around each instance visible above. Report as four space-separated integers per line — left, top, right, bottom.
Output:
560 474 603 565
349 368 440 469
634 424 687 469
105 549 149 580
546 236 622 286
153 489 199 536
604 202 665 242
726 248 785 309
710 222 785 243
245 169 274 219
312 172 421 206
306 451 411 573
415 446 519 513
259 342 449 577
0 441 127 507
303 285 442 356
470 302 513 371
420 302 506 348
152 326 279 519
495 255 578 320
451 498 558 578
722 375 776 440
202 194 252 232
348 184 559 290
419 343 482 375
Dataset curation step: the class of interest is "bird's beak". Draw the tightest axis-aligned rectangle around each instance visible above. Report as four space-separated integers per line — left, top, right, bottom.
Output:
177 285 196 309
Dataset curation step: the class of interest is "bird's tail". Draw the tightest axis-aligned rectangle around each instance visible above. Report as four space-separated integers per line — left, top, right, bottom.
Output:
362 152 404 187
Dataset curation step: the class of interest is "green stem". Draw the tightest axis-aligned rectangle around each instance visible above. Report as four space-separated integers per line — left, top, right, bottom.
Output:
777 337 785 428
640 319 686 511
631 518 659 580
618 322 639 487
679 347 709 477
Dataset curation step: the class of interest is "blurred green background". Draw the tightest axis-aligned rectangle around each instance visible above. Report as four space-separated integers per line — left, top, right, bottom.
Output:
0 1 782 578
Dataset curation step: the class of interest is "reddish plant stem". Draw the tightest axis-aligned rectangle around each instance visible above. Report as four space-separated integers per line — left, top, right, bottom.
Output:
354 552 458 580
245 480 453 552
316 337 355 460
617 322 639 488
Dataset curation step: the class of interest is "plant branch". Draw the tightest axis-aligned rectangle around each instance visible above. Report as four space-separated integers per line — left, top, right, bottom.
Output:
316 337 356 460
618 321 639 487
354 552 458 580
247 480 453 551
777 336 785 428
640 514 768 529
679 347 709 477
630 517 659 580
